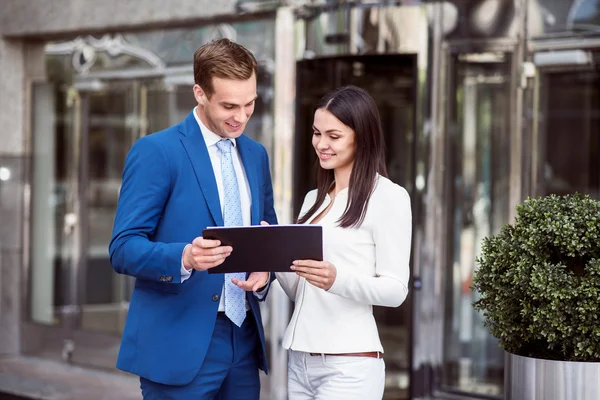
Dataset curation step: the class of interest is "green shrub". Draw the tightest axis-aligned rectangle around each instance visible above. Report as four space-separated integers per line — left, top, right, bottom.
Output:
472 193 600 361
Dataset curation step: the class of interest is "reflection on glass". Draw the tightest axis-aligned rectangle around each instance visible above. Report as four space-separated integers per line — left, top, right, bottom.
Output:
46 20 276 74
79 87 138 334
531 0 600 36
443 54 511 397
442 0 516 40
542 68 600 199
31 84 69 325
79 82 213 334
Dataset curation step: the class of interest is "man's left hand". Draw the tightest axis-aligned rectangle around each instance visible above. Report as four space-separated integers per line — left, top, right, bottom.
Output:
232 272 270 292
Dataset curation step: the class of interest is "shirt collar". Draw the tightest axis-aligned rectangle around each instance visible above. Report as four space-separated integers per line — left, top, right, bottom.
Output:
193 106 237 148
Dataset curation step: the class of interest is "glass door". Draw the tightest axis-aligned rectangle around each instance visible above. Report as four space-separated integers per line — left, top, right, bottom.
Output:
78 79 196 342
77 82 140 338
28 80 140 367
30 83 81 333
295 54 417 399
27 78 194 369
535 54 600 199
441 52 512 398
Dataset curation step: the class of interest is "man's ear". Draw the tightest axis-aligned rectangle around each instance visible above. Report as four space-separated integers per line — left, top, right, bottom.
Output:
193 84 206 105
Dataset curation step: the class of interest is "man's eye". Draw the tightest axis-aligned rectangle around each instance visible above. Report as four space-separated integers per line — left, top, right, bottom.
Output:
224 105 235 110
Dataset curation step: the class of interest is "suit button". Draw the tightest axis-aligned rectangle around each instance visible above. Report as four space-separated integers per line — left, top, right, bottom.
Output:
212 294 220 302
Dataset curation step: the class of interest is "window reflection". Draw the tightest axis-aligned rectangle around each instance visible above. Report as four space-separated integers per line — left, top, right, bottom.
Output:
542 69 600 199
531 0 600 36
443 54 511 397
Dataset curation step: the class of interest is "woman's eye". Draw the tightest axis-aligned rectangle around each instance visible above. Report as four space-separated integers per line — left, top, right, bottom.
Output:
313 132 320 136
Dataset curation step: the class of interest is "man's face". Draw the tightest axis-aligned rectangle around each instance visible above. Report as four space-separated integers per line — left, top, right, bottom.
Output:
193 74 257 139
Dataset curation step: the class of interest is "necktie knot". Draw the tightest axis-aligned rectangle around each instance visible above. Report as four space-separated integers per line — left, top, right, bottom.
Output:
216 139 233 155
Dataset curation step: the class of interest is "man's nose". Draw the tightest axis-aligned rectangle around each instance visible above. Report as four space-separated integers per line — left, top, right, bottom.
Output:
233 108 248 124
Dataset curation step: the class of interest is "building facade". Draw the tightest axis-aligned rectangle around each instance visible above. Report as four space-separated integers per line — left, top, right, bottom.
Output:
1 0 599 399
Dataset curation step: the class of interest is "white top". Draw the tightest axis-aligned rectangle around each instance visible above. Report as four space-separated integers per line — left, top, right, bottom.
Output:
276 175 411 353
181 107 253 311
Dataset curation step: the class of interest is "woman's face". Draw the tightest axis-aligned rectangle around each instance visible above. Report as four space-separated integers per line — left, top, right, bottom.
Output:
312 108 356 173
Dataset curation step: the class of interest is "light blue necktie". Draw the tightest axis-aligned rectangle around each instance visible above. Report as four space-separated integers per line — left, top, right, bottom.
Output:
216 139 246 327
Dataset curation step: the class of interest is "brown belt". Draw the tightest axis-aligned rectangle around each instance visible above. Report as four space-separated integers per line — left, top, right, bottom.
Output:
309 351 383 359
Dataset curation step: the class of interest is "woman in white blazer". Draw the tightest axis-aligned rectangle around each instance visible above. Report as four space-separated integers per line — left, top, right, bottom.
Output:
276 85 412 399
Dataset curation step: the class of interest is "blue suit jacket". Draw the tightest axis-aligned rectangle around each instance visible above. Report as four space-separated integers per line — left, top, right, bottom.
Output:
109 111 278 385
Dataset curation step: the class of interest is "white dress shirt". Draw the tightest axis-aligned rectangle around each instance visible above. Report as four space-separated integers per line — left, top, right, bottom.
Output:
276 175 411 353
181 107 255 311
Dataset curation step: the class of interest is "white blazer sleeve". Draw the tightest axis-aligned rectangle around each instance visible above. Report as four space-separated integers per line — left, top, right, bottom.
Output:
328 184 411 307
275 190 318 301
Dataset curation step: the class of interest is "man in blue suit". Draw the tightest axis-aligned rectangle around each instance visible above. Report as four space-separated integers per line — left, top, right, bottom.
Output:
109 38 277 399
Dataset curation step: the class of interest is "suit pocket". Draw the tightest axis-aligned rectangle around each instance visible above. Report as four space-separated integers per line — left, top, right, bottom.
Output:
135 278 180 294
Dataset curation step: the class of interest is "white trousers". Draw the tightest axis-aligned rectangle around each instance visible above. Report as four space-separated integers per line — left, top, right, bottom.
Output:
287 350 385 400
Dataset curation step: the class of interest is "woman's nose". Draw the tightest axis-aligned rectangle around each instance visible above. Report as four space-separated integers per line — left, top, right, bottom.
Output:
316 139 329 150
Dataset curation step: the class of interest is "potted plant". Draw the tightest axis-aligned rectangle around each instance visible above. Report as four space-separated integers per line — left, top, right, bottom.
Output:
472 193 600 399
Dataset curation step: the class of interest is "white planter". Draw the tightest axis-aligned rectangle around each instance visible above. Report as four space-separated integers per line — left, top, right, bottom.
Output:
508 352 600 400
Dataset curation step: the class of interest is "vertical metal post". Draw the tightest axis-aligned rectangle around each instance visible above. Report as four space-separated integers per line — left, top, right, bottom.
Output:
505 0 530 394
411 2 448 397
270 6 296 400
272 10 295 225
509 0 529 221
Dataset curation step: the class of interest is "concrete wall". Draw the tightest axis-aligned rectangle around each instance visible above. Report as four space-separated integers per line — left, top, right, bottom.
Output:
0 32 46 354
1 0 240 38
0 37 26 355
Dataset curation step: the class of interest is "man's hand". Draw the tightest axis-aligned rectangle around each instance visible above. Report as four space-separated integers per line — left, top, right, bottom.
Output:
291 260 337 290
232 272 270 292
183 237 232 272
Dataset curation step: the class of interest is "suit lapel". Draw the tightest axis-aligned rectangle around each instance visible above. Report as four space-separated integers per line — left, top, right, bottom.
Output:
180 112 224 226
237 136 261 225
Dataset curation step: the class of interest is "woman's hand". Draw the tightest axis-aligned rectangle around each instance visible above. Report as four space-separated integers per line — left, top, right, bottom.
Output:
291 260 337 290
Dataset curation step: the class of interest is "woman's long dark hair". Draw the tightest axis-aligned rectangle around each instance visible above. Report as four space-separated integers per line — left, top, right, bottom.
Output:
297 85 388 228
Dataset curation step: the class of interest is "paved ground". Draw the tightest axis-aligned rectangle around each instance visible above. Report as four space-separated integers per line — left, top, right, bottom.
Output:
0 356 272 400
0 356 140 400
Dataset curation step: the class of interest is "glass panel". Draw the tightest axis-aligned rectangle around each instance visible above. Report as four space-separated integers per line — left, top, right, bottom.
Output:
30 84 79 326
79 86 139 334
442 1 516 40
542 68 600 199
442 53 511 397
46 20 276 72
530 0 600 38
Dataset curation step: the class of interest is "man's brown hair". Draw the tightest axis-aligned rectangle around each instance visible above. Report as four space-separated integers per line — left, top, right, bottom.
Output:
193 38 258 98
